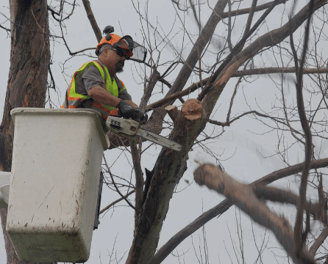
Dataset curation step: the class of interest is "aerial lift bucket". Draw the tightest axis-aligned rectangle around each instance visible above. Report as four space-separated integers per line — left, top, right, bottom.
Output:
4 108 109 263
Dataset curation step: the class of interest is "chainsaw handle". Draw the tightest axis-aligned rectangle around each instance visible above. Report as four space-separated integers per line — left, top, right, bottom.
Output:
105 116 140 136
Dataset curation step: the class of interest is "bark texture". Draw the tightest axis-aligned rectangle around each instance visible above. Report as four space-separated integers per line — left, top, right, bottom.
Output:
0 0 50 263
125 101 205 264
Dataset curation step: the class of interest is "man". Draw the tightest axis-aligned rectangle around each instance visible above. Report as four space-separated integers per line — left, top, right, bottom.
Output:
62 28 147 229
62 29 147 125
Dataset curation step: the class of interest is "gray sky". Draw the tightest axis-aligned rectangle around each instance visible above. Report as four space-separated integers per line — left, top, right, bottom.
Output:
0 1 327 263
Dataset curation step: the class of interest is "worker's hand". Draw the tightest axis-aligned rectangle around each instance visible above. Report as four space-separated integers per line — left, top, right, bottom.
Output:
117 100 136 119
141 113 148 124
118 101 147 123
134 109 148 124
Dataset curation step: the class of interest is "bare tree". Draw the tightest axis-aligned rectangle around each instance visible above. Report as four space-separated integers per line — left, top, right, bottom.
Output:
0 1 50 263
1 0 328 263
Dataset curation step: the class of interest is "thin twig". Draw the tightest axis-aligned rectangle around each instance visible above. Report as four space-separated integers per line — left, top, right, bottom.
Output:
100 190 135 215
292 0 314 254
103 156 136 210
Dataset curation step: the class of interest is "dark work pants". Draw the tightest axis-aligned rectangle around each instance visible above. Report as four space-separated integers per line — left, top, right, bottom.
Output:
93 171 103 230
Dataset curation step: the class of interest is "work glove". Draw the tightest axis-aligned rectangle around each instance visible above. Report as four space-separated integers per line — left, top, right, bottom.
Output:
117 100 147 124
134 110 148 124
140 113 148 124
117 100 136 119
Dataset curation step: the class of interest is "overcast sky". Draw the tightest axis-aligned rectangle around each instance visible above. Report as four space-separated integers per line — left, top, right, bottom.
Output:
0 1 327 263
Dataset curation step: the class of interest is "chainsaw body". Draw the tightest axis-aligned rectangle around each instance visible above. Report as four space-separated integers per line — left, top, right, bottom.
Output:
106 116 182 151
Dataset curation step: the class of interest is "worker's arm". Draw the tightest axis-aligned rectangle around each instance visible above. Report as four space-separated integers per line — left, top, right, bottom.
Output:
87 86 121 107
88 86 139 109
125 100 138 108
88 86 146 121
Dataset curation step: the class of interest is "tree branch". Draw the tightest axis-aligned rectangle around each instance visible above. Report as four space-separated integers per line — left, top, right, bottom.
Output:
140 69 160 112
131 141 144 220
126 100 202 264
100 190 135 215
193 164 315 263
234 67 328 76
146 79 205 110
254 185 326 224
104 157 136 210
146 67 328 111
221 0 287 18
164 0 228 99
309 227 328 255
81 0 102 42
0 24 10 32
201 0 327 116
293 0 315 254
198 0 283 100
152 158 328 263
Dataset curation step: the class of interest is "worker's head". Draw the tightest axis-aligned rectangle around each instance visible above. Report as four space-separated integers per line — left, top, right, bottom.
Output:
96 27 147 74
97 34 133 74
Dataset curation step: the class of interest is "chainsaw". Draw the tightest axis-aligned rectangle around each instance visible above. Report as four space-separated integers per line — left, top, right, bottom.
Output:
106 116 182 151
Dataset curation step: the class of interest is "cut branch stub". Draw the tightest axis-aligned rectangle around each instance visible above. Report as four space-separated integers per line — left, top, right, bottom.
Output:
181 99 202 120
165 105 179 123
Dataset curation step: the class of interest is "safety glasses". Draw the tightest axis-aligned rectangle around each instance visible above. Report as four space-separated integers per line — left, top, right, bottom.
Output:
114 36 147 63
114 47 133 59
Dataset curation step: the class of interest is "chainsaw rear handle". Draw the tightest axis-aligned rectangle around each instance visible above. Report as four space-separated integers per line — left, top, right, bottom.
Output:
106 116 140 136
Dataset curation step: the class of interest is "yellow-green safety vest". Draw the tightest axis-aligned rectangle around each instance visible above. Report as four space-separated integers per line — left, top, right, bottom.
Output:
62 61 126 118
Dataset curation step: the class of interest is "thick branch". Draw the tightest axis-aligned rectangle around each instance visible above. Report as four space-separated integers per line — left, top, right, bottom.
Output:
198 0 284 101
194 164 315 263
146 79 206 111
164 0 228 98
254 185 326 224
131 141 144 220
82 0 102 42
181 99 202 120
126 100 204 264
202 0 327 116
165 105 180 123
293 0 314 254
234 67 328 76
140 70 160 112
146 67 328 111
152 158 328 263
309 227 328 255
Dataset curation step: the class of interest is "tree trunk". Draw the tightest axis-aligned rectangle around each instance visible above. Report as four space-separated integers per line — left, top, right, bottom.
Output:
126 100 205 264
0 0 50 263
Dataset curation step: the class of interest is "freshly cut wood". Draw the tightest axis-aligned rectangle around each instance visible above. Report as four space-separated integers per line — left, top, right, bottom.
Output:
165 105 179 122
181 99 202 120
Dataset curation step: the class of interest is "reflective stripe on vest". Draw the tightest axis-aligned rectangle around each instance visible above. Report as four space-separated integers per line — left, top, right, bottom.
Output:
64 61 125 118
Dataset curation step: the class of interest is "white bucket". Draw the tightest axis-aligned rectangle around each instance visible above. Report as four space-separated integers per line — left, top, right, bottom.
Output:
6 108 109 263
